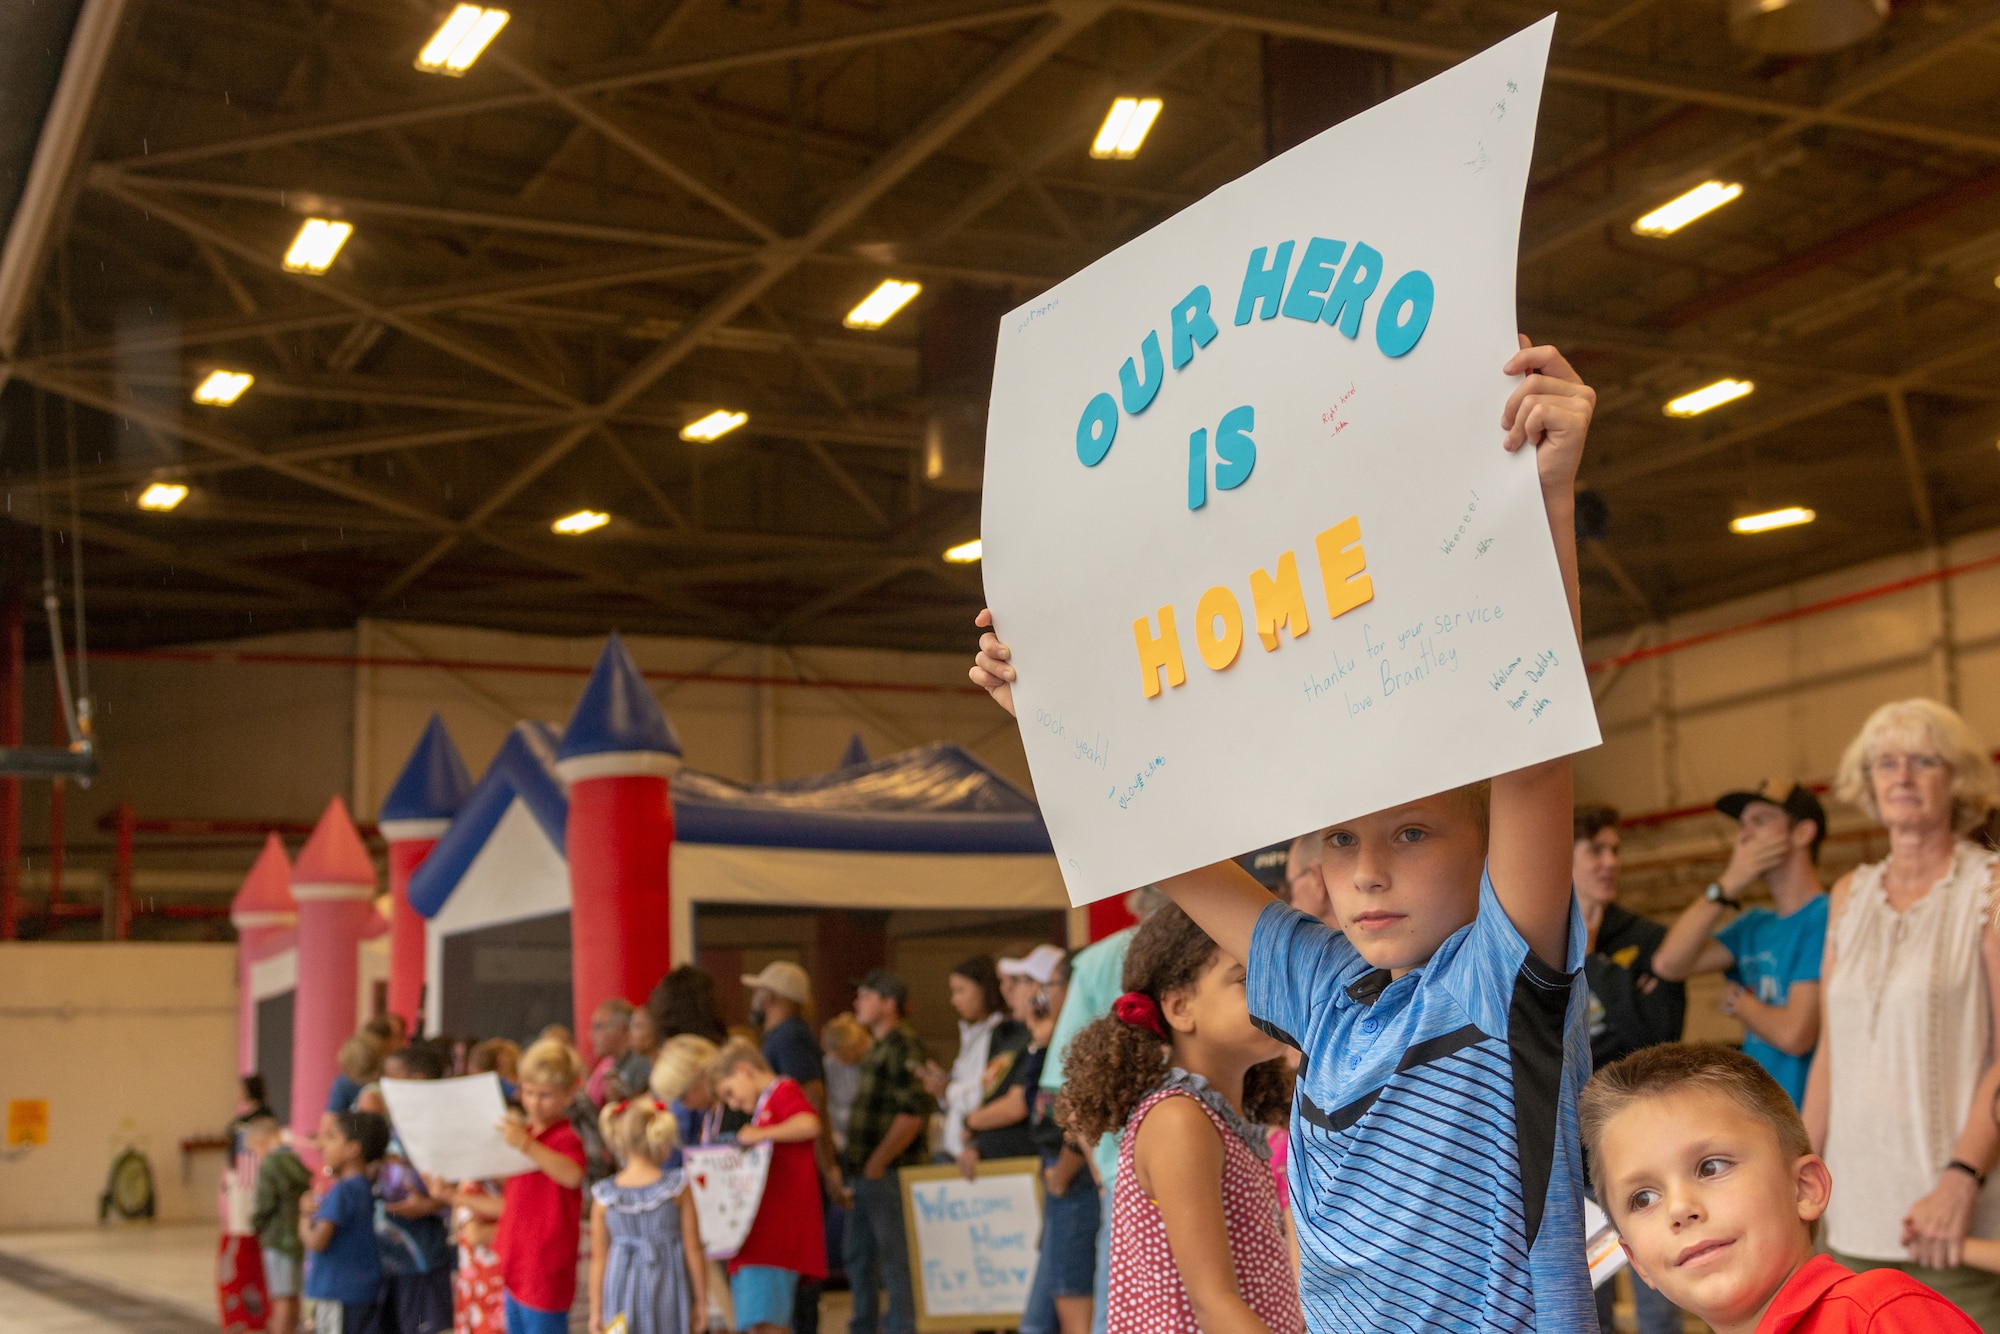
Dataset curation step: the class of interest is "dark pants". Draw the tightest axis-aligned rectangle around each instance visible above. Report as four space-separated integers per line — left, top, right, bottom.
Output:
843 1172 915 1334
792 1277 822 1334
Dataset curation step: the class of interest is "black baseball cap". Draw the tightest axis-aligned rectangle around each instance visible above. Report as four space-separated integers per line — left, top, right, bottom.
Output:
1716 779 1826 833
853 968 908 1004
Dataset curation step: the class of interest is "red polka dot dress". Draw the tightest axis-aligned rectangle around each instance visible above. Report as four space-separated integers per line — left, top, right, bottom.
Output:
1106 1084 1305 1334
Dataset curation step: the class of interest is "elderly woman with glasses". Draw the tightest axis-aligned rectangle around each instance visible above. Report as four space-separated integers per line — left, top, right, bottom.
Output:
1805 698 2000 1327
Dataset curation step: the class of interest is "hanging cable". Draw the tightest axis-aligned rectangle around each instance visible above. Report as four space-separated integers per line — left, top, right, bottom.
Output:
32 384 82 750
62 375 90 748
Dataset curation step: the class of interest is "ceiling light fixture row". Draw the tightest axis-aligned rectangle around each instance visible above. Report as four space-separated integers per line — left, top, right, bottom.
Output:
192 369 253 405
681 409 747 442
1664 378 1754 417
1634 180 1743 236
552 509 610 535
942 539 982 564
417 5 510 75
283 218 351 273
137 482 188 512
1731 506 1815 534
845 280 922 329
1091 98 1163 159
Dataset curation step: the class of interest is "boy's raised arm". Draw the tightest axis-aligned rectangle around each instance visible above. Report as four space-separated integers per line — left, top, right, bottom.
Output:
972 610 1273 964
1487 338 1594 970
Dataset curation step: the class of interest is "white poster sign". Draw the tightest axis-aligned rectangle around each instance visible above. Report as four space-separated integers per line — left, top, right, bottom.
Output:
900 1160 1043 1328
1584 1198 1629 1288
378 1074 536 1181
981 18 1600 904
683 1142 772 1259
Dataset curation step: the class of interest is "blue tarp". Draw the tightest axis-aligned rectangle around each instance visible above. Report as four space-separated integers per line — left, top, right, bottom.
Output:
410 735 1053 917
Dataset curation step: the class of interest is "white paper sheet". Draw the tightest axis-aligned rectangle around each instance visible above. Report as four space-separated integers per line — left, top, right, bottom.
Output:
981 17 1601 903
1584 1198 1629 1289
682 1142 773 1259
378 1074 538 1181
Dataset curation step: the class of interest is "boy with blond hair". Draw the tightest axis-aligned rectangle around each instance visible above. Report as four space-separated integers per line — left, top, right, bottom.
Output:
432 1038 587 1334
708 1039 827 1334
1583 1044 1979 1333
973 340 1600 1331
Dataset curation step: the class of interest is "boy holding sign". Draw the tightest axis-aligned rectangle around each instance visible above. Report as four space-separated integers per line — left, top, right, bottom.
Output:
974 340 1598 1332
710 1039 828 1334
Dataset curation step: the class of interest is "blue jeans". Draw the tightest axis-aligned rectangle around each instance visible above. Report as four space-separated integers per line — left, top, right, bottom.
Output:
502 1295 567 1334
1090 1172 1113 1334
1020 1172 1102 1334
844 1172 915 1334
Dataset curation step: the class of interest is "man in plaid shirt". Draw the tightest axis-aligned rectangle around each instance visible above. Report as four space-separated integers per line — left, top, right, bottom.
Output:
841 968 934 1334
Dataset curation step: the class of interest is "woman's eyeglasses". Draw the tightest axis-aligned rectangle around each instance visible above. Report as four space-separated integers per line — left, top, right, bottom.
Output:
1867 753 1947 776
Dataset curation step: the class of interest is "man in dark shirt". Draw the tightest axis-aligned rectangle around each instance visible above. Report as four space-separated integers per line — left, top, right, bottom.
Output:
841 969 933 1334
1575 803 1686 1334
743 960 835 1334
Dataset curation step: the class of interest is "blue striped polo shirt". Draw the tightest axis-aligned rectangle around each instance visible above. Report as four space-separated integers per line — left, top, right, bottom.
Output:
1247 868 1592 1332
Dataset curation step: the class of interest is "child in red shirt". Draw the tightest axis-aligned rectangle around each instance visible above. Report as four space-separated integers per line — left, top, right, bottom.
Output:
710 1039 827 1334
438 1039 589 1334
1581 1044 1980 1334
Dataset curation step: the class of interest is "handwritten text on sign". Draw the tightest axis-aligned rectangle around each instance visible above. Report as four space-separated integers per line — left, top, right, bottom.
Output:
980 18 1600 904
903 1167 1043 1321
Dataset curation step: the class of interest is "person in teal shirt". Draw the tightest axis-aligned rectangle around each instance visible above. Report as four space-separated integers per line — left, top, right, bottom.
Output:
1652 781 1830 1105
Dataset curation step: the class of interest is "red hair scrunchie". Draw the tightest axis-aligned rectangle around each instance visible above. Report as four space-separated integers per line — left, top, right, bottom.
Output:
1112 991 1167 1040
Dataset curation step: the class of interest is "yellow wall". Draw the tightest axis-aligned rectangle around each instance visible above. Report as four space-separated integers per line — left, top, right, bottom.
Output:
0 943 237 1229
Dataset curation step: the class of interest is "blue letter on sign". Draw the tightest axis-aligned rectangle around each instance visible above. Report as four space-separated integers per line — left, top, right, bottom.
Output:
1374 271 1435 357
1281 237 1348 324
1119 331 1164 414
1077 392 1118 466
1322 242 1384 338
1214 405 1256 491
1170 286 1219 369
1188 428 1207 510
1233 241 1295 325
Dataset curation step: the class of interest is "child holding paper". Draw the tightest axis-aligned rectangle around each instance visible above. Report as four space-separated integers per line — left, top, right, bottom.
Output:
588 1097 705 1334
708 1039 827 1334
973 340 1601 1331
1582 1044 1980 1333
1057 903 1301 1334
437 1039 589 1334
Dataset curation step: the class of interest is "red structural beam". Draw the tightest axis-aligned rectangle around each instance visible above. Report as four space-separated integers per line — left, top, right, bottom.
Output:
1584 548 2000 675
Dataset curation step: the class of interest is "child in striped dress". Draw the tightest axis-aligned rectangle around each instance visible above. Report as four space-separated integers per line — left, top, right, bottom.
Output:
589 1098 707 1334
1056 905 1303 1334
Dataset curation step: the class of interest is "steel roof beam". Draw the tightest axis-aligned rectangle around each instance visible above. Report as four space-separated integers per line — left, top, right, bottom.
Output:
106 0 1057 173
369 6 1107 606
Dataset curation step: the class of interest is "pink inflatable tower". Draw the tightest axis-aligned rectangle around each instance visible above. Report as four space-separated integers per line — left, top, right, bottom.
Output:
229 833 295 1075
288 797 377 1143
554 633 681 1062
378 716 471 1037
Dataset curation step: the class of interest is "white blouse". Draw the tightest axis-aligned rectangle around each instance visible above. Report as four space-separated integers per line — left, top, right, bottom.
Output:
1823 840 2000 1258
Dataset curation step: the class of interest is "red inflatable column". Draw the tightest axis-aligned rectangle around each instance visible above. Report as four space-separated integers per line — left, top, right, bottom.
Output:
288 797 378 1144
378 716 471 1036
229 833 295 1074
555 633 681 1063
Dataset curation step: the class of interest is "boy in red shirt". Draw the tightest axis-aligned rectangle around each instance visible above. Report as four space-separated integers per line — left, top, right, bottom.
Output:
711 1038 827 1334
437 1038 588 1334
1581 1044 1980 1334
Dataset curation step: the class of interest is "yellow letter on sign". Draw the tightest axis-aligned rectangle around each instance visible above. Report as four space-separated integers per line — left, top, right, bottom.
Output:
1133 605 1188 699
1248 551 1310 651
1314 516 1374 619
1194 586 1245 671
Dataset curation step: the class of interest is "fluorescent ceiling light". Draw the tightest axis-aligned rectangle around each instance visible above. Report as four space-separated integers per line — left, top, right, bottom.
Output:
1633 181 1743 237
283 218 352 273
1090 98 1163 159
1730 506 1815 534
943 538 983 564
681 409 747 442
192 370 254 405
137 482 189 512
551 509 610 535
1663 378 1754 417
417 5 509 74
845 280 922 329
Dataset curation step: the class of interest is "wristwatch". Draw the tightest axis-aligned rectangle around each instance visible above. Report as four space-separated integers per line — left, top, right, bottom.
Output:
1705 881 1740 909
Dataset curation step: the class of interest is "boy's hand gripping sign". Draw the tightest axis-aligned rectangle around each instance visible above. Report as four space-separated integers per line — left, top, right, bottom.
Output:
981 18 1600 905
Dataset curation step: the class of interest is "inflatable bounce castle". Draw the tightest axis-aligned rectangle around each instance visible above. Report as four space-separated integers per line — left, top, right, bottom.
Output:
242 632 1088 1106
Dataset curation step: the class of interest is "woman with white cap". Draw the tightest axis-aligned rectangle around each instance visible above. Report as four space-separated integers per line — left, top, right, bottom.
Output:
960 945 1068 1178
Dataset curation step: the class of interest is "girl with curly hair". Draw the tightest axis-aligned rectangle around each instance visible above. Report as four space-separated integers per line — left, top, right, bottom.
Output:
1057 904 1302 1334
